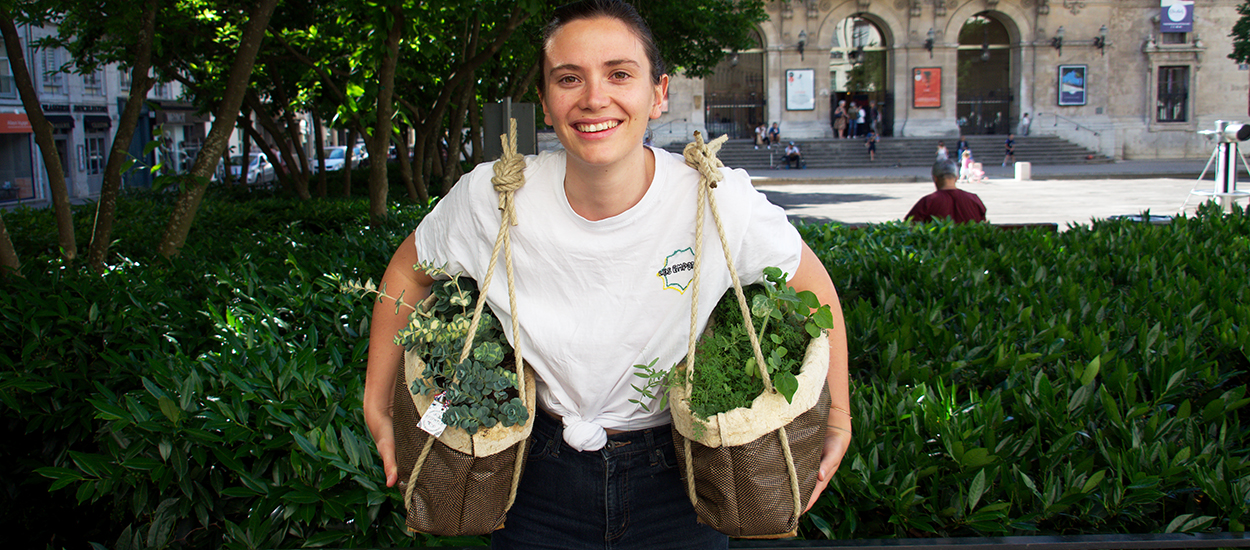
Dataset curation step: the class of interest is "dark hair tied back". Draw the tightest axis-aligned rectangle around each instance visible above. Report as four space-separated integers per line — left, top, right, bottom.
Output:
540 0 667 88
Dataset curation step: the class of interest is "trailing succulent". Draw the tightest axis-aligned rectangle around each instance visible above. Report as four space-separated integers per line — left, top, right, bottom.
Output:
350 264 528 435
633 266 836 419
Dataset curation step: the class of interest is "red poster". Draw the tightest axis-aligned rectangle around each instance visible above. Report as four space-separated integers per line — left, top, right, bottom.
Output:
0 113 32 134
913 67 941 109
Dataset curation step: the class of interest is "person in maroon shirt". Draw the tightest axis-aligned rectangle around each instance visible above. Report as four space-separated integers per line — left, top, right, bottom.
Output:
906 159 987 223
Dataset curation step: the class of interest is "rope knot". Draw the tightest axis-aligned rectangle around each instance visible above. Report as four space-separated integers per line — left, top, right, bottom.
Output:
683 131 729 189
492 119 526 225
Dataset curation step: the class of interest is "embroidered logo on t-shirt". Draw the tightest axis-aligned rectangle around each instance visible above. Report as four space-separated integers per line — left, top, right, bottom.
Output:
657 248 696 293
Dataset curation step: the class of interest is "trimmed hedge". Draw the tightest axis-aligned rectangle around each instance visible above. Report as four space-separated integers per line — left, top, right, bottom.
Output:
802 207 1249 538
1 191 1246 548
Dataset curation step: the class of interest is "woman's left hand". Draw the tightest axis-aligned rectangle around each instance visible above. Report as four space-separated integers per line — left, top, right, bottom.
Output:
805 426 851 511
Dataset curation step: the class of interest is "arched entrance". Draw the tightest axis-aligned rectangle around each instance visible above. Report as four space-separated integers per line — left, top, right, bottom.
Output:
956 13 1012 135
704 30 765 140
830 15 891 136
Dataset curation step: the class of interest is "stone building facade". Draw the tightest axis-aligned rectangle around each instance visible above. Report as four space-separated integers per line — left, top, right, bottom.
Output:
652 0 1248 160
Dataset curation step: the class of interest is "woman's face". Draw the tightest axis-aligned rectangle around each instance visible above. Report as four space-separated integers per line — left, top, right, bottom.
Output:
540 16 667 170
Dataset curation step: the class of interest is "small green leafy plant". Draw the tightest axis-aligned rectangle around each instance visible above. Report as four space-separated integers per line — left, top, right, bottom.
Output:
347 264 528 435
639 266 836 420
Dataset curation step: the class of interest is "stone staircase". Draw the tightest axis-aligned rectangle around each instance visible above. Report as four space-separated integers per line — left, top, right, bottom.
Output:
665 135 1109 170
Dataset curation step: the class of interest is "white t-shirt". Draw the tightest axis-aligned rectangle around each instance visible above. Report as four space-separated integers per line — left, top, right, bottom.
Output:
413 147 802 451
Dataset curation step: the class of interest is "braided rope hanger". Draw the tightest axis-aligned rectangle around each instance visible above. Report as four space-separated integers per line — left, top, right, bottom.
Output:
680 131 803 520
681 132 771 388
405 118 530 512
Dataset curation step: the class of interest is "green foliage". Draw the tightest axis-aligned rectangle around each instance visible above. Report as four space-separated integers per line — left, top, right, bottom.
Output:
799 206 1250 539
684 266 835 418
366 265 528 435
1231 1 1250 64
6 193 1250 546
1 193 445 549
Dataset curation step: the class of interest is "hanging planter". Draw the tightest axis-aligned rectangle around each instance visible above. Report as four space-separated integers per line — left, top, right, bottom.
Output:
358 120 535 536
668 133 835 538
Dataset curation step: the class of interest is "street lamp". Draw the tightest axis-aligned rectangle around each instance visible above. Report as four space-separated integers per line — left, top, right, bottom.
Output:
924 28 935 58
797 29 808 60
1051 26 1065 56
1093 25 1109 56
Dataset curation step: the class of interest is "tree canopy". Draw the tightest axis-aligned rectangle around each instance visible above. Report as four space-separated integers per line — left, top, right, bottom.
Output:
2 0 768 270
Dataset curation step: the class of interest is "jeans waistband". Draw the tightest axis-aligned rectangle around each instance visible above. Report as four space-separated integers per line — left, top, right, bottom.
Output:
533 407 671 453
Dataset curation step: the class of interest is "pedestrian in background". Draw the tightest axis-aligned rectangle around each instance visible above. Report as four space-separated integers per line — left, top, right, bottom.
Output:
846 101 859 138
906 159 987 224
833 101 848 139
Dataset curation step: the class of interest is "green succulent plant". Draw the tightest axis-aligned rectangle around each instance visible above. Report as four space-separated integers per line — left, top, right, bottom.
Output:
352 264 528 435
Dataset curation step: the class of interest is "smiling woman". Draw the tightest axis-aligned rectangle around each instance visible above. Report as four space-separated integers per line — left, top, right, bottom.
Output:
362 1 849 548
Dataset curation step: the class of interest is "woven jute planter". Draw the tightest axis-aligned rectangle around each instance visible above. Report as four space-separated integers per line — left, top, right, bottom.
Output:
392 351 535 536
671 132 831 538
390 119 535 536
669 335 829 538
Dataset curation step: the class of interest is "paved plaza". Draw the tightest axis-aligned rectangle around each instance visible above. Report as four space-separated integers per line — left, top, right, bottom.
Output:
748 158 1242 228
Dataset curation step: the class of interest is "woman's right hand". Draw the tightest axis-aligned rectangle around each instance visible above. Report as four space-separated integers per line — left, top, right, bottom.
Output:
364 395 399 487
364 233 434 487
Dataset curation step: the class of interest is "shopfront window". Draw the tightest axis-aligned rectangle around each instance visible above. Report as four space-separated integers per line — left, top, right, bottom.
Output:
0 54 14 98
85 136 105 175
1157 66 1188 123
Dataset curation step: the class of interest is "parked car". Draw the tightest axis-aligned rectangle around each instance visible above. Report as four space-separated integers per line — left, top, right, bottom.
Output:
315 145 368 173
226 153 275 185
316 146 348 173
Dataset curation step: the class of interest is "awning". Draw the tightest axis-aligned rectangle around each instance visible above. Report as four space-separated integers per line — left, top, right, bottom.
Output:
84 115 112 132
0 113 31 134
44 114 75 129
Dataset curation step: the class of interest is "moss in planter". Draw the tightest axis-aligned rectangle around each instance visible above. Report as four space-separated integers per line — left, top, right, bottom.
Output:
684 267 836 420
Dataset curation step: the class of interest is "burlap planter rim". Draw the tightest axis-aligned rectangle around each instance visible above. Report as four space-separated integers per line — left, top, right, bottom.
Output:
670 332 828 447
404 349 536 457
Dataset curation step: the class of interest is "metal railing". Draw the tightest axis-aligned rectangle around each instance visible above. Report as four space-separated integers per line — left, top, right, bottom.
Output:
1040 112 1101 137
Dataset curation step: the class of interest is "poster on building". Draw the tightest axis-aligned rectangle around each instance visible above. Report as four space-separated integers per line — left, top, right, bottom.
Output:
912 67 941 109
786 69 815 111
1160 0 1194 33
1058 65 1087 106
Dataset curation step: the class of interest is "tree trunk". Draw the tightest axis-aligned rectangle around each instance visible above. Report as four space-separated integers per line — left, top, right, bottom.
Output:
365 5 404 223
244 90 308 198
270 72 311 196
442 78 473 192
158 0 278 258
395 123 417 201
312 106 326 198
240 119 283 189
342 126 356 197
469 93 483 166
397 97 428 203
238 107 251 185
0 9 75 262
0 210 20 277
86 0 157 272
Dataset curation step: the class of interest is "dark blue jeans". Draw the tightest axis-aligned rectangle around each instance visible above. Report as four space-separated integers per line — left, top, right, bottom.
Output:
491 410 728 550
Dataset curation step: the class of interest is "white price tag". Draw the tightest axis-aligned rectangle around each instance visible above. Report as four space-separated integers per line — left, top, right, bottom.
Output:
419 394 449 437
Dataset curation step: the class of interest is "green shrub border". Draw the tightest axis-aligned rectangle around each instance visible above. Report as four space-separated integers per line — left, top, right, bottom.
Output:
1 194 1247 548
